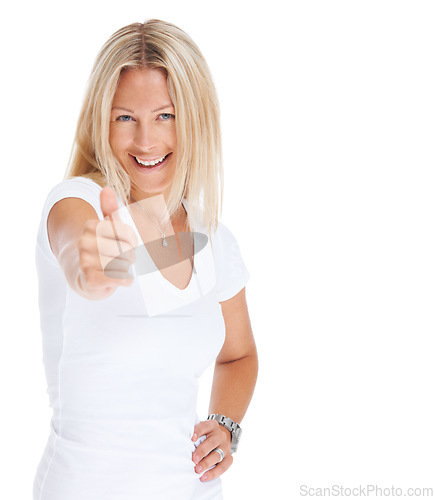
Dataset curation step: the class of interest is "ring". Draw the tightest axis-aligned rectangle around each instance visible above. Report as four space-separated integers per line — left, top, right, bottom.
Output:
212 447 224 463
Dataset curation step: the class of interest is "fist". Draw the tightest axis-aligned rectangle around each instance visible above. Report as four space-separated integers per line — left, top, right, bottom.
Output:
77 186 138 299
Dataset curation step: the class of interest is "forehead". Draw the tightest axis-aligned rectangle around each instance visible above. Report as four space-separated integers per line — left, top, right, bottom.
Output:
113 68 172 108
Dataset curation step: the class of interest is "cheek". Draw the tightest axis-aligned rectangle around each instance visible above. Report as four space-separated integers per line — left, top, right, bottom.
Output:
108 127 117 147
109 128 127 154
169 127 177 148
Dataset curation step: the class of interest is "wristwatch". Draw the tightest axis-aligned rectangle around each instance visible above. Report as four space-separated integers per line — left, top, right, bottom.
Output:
207 413 242 454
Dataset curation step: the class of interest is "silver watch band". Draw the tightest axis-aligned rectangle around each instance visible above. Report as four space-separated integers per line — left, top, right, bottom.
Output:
207 413 242 454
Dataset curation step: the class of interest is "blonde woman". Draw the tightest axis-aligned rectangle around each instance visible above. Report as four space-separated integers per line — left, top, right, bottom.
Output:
33 19 258 500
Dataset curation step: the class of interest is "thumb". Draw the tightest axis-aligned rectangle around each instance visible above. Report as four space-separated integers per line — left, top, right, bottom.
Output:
100 186 120 221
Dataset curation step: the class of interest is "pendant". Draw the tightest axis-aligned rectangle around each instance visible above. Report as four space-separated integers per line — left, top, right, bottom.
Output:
162 238 168 247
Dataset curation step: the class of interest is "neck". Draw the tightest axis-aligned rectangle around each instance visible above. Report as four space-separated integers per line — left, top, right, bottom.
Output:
128 192 186 225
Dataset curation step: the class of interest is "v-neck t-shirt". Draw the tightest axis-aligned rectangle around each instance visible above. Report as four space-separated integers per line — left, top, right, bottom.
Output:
33 176 250 500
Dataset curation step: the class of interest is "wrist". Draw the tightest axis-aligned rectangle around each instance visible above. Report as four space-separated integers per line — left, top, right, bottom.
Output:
207 413 242 454
221 426 232 444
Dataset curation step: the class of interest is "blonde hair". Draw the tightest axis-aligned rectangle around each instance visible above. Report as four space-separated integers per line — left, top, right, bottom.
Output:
64 19 223 237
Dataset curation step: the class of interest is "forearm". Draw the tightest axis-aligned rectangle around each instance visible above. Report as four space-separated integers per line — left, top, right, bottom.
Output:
208 354 259 442
58 238 83 295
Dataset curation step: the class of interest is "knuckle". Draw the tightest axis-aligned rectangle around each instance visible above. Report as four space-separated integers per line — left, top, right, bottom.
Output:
77 236 87 252
82 219 92 232
210 434 220 447
85 269 98 286
84 219 98 234
79 235 96 255
78 249 91 268
96 219 109 236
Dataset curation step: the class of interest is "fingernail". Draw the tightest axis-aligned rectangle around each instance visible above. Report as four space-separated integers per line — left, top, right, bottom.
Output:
201 474 208 481
196 465 202 472
192 433 197 440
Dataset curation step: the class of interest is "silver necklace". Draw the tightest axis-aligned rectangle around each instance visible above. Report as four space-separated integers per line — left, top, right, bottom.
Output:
128 194 172 247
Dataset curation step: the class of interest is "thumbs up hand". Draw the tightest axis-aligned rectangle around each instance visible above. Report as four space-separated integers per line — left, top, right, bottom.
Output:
77 186 139 300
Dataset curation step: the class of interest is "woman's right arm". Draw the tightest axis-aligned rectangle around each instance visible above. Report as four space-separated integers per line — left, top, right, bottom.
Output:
47 187 137 300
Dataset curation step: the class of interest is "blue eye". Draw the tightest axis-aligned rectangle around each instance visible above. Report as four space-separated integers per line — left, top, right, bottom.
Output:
160 113 174 120
117 115 133 122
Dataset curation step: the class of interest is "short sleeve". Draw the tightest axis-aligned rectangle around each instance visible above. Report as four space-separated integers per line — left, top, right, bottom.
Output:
36 176 104 265
213 221 251 302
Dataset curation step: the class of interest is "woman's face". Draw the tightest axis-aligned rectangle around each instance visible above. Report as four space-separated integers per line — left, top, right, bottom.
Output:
109 68 177 200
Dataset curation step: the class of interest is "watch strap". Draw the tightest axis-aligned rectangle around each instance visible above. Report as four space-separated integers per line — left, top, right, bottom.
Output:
207 413 242 454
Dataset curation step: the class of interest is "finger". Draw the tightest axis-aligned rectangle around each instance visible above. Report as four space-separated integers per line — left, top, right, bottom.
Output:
96 237 136 261
100 186 121 221
81 268 134 290
102 255 134 277
192 430 229 466
94 231 135 273
192 419 219 443
193 429 233 479
101 270 134 285
199 455 233 482
103 254 132 271
96 219 138 248
99 188 122 261
102 267 135 281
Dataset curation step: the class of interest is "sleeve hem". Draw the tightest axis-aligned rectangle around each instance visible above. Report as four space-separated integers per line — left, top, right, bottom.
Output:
37 178 103 264
215 269 250 303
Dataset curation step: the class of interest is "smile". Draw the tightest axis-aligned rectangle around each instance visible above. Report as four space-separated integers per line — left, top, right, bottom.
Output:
134 154 169 167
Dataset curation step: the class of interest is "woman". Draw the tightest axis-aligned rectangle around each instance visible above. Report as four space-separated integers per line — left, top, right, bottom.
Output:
34 19 258 499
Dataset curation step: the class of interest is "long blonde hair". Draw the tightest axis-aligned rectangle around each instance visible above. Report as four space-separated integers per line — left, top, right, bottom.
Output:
64 19 223 237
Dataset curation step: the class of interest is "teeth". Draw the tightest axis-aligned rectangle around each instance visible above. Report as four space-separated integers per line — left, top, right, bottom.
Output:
135 154 167 166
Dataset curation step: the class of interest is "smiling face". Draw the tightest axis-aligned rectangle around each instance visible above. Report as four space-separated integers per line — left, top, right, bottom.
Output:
109 67 177 201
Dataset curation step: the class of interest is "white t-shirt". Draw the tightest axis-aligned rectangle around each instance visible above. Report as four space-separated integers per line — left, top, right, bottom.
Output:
33 176 250 500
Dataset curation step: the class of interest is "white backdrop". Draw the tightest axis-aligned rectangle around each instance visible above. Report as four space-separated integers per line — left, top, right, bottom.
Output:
1 1 433 499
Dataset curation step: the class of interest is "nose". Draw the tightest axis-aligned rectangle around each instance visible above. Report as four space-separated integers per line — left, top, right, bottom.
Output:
134 121 157 151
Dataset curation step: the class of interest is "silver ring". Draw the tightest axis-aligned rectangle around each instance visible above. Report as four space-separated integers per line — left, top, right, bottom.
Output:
212 447 224 463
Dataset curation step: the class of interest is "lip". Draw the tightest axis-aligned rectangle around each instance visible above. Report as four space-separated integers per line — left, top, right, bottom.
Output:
129 153 171 173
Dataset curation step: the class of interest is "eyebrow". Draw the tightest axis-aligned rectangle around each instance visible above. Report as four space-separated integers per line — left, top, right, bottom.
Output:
111 103 174 114
112 106 134 113
152 103 174 113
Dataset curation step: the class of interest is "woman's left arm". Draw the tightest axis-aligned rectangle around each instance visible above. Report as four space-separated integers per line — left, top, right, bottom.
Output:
191 287 258 481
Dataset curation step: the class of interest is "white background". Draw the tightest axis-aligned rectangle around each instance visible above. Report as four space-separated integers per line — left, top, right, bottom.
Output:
1 1 433 498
